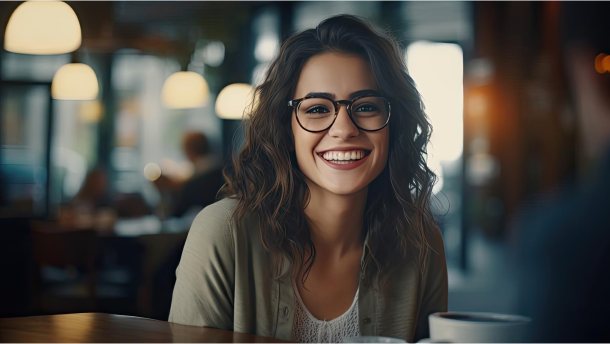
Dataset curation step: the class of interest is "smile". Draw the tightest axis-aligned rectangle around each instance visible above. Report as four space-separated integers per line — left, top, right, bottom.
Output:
316 149 371 170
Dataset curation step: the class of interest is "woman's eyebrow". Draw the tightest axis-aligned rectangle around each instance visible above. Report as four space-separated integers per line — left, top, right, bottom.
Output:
304 92 335 99
304 89 379 99
350 89 379 98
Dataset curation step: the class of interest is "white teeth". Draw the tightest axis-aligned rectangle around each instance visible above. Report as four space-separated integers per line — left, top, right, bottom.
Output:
319 149 367 163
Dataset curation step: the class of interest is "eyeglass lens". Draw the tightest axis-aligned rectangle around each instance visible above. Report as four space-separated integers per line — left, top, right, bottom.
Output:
296 97 389 131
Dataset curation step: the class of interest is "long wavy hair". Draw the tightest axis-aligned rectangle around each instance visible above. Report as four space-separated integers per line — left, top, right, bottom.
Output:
221 14 438 286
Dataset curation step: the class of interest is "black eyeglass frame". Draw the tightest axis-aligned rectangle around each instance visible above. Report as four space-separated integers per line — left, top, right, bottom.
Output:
287 93 392 133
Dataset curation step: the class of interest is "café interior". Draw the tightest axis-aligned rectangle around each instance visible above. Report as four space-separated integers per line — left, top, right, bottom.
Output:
1 1 608 342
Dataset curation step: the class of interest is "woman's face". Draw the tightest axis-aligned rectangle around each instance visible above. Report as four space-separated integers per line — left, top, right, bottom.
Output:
291 52 390 196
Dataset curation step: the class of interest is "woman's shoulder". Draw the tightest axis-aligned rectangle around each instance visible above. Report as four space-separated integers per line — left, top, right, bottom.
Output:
187 198 240 249
399 225 446 274
192 197 239 226
188 197 261 250
426 225 445 254
416 224 446 270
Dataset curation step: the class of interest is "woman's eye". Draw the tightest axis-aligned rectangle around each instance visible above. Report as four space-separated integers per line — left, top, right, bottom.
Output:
306 106 330 114
355 104 378 112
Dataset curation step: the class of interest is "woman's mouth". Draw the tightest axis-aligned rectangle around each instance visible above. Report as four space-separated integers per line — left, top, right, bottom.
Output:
316 149 371 170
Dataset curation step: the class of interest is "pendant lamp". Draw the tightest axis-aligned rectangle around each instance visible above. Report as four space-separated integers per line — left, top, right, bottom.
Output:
161 71 210 109
4 1 81 55
215 83 255 119
52 63 99 100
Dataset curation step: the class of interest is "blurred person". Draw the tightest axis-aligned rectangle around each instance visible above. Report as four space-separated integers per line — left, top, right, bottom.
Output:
514 2 610 342
61 168 115 230
169 15 447 343
71 169 110 208
154 132 223 218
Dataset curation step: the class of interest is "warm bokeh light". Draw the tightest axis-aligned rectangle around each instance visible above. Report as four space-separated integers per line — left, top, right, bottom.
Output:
143 163 162 181
161 71 209 109
4 1 81 55
52 63 99 100
215 83 255 119
79 100 104 123
594 53 608 74
602 55 610 73
467 91 488 118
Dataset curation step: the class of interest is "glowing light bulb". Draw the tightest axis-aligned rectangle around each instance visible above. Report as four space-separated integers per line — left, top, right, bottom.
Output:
52 63 99 100
161 72 210 109
4 1 81 55
215 83 255 119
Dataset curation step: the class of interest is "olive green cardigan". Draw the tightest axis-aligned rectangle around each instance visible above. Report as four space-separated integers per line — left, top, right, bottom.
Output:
169 198 448 342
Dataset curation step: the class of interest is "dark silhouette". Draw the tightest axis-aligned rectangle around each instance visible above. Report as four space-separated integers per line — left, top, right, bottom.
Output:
172 133 223 216
514 2 610 342
154 132 223 218
173 132 223 217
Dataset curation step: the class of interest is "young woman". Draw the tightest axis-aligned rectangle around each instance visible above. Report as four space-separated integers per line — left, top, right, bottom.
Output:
169 14 447 343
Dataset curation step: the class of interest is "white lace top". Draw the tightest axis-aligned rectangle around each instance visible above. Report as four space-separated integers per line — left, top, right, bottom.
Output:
291 279 360 343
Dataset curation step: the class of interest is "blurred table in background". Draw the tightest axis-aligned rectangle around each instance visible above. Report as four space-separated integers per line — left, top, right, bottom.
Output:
28 218 191 320
0 313 287 343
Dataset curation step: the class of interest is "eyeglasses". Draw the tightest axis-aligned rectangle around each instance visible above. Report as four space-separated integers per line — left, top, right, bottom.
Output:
287 93 391 133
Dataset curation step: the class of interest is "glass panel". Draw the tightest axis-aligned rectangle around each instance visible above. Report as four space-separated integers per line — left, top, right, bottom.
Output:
1 51 70 82
406 41 464 270
0 85 50 216
50 100 100 209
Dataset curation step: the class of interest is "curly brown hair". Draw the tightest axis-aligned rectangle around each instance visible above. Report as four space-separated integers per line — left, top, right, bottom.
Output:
221 14 438 286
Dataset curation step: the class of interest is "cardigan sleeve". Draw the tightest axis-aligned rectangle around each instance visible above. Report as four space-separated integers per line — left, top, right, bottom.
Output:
168 200 236 330
412 226 449 342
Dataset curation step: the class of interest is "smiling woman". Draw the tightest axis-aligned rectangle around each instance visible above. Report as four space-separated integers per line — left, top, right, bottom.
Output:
169 15 447 344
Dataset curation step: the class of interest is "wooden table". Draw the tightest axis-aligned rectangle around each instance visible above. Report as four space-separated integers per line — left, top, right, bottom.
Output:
0 313 287 343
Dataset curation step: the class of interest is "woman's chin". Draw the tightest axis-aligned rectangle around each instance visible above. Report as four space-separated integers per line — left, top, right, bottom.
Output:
319 180 368 196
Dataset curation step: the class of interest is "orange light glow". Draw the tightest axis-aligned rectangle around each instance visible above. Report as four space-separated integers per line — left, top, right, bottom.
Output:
594 53 608 74
79 101 103 123
602 55 610 73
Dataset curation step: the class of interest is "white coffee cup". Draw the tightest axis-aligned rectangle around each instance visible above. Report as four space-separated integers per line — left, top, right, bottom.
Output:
428 312 531 343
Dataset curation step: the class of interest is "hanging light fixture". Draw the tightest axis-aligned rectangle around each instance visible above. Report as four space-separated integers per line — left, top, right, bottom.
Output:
52 63 99 100
4 1 81 55
215 83 255 120
161 71 210 109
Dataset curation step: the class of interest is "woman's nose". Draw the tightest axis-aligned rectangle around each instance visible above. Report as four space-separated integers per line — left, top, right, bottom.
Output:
328 104 359 140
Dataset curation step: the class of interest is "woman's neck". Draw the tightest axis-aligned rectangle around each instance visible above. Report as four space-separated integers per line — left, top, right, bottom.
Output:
303 179 367 259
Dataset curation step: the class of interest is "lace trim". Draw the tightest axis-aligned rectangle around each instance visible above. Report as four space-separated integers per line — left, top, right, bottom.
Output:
291 279 360 343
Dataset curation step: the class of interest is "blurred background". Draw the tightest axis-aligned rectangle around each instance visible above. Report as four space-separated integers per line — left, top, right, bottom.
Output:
0 1 594 322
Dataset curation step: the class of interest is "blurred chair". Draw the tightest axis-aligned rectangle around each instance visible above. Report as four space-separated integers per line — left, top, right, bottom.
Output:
0 218 33 317
95 236 144 316
30 221 98 314
137 232 188 319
